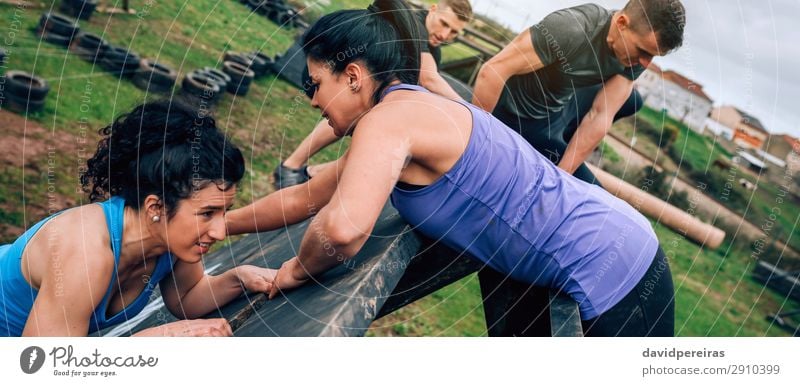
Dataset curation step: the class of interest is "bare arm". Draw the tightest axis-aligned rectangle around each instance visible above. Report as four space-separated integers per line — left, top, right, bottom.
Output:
158 259 276 320
22 240 111 336
225 153 346 235
472 29 545 113
282 119 341 169
269 111 411 298
558 75 634 174
419 52 462 100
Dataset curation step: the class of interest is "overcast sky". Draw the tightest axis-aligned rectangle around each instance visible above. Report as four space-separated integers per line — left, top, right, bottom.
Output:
470 0 800 138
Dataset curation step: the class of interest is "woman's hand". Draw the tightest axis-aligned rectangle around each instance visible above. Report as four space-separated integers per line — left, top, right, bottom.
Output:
233 265 278 294
268 258 309 299
135 318 233 337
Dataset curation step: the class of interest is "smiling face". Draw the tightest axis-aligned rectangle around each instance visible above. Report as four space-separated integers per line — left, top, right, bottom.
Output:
425 4 467 47
157 184 237 262
306 59 373 137
607 13 662 68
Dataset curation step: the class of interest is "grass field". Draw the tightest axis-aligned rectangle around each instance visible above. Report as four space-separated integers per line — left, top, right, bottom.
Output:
1 1 796 336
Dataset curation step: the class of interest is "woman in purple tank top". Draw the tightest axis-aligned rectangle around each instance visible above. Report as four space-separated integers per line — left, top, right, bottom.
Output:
227 0 674 336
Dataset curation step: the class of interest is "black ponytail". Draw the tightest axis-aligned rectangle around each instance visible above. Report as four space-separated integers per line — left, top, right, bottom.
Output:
80 100 245 217
302 0 424 103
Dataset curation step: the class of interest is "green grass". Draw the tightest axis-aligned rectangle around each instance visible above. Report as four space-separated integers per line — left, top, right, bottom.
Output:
0 0 344 239
614 106 800 253
1 1 795 337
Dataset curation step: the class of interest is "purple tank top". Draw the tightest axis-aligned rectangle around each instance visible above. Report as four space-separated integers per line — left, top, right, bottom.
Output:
386 84 658 319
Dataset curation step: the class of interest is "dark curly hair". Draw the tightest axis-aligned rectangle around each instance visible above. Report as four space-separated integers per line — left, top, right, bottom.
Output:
81 100 245 217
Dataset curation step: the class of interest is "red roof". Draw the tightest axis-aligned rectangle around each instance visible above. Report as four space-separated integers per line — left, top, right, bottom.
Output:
661 70 713 103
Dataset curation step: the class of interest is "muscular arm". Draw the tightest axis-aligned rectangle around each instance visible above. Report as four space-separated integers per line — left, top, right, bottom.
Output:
158 260 272 319
277 110 411 288
225 153 346 235
419 52 462 100
472 29 545 113
558 75 635 174
22 227 112 336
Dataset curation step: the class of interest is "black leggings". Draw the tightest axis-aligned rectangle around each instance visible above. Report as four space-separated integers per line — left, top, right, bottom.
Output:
493 85 643 186
582 247 675 337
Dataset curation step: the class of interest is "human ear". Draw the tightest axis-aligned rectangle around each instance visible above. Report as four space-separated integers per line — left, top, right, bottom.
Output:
344 62 364 92
143 194 165 220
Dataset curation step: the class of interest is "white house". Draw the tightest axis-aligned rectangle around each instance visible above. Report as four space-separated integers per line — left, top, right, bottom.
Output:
635 65 714 134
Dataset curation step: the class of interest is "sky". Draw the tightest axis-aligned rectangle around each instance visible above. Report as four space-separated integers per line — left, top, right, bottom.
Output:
469 0 800 138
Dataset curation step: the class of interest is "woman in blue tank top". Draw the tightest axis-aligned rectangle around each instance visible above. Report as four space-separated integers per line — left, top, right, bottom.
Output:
226 0 674 336
0 100 276 337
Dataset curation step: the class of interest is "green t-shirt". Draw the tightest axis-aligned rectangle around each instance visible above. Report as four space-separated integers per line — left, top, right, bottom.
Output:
497 4 645 119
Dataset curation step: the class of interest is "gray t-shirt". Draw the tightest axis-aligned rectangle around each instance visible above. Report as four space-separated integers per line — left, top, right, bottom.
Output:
497 4 645 120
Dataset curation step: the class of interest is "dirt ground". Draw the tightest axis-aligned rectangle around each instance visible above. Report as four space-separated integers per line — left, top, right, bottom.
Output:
0 109 78 240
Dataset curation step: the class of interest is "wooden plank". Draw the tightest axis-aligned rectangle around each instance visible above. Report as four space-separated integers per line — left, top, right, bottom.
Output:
376 237 482 318
99 205 418 336
233 205 419 336
549 291 584 337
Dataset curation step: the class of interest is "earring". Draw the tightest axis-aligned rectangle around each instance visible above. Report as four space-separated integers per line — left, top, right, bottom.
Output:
152 215 160 223
350 82 358 92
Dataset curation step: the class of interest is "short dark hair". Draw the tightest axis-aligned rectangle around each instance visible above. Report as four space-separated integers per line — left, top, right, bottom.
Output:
623 0 686 53
81 100 245 217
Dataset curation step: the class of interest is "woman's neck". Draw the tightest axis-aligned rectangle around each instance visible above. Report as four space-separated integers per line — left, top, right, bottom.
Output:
118 207 168 270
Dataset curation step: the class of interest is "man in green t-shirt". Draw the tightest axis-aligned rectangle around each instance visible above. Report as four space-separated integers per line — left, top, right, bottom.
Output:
473 0 686 185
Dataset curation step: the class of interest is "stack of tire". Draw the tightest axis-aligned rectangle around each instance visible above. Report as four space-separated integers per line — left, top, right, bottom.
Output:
59 0 98 21
0 71 50 114
181 69 224 107
70 32 108 64
245 0 303 29
133 59 178 94
221 52 257 96
36 12 80 47
101 46 141 78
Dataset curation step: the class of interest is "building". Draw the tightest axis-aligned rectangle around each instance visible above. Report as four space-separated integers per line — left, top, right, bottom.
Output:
704 117 734 140
709 106 769 150
634 66 714 133
764 134 800 163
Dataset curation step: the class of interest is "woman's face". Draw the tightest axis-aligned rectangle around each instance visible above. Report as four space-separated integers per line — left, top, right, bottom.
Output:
306 59 371 137
161 184 237 263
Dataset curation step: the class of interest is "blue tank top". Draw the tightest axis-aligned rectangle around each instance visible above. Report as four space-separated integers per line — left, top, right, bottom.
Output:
387 84 659 319
0 197 174 336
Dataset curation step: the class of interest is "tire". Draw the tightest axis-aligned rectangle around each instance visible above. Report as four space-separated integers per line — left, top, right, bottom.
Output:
74 32 106 49
39 12 79 38
138 59 177 86
200 67 231 85
63 0 97 21
223 52 254 68
250 51 275 75
70 32 107 62
0 92 46 114
0 47 6 66
3 70 50 101
245 52 269 77
222 61 254 95
133 59 177 93
182 72 221 102
101 47 140 77
195 69 227 90
39 31 72 47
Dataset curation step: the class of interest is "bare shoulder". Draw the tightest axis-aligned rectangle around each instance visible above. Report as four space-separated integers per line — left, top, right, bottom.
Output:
22 203 113 291
361 91 449 132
